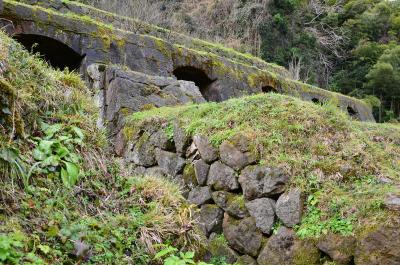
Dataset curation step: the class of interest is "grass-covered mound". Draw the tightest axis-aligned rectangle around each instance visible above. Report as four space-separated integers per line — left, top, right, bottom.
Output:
126 93 400 238
0 31 202 264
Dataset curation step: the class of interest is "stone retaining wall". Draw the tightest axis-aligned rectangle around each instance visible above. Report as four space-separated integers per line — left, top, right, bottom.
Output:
119 118 400 265
119 118 354 265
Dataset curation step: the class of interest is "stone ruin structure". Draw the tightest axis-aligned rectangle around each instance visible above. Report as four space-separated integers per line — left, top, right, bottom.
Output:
1 1 393 264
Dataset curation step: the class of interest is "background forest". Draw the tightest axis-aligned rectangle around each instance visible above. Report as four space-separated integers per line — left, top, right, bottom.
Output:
80 0 400 122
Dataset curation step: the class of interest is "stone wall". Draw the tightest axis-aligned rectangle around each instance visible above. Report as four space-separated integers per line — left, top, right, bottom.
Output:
119 118 385 265
0 0 375 122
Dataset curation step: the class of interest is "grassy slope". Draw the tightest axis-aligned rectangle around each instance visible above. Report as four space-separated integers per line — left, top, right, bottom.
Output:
126 93 400 238
0 32 201 264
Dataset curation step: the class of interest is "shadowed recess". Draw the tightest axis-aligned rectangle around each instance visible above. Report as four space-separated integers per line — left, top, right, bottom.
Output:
312 98 324 105
13 34 84 71
262 85 276 93
173 66 215 101
347 106 358 117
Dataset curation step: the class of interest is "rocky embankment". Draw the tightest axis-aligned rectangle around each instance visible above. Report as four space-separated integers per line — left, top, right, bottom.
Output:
119 115 400 265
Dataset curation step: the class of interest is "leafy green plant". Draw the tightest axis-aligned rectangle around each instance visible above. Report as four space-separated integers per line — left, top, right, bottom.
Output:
31 122 84 187
0 232 24 264
165 123 174 140
296 194 354 238
0 231 44 264
154 245 211 265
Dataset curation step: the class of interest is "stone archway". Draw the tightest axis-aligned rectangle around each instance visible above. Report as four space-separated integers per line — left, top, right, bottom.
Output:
173 66 215 101
13 34 85 71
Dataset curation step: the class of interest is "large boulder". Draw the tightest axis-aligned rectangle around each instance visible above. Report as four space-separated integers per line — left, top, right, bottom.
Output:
163 80 206 104
104 69 205 125
193 135 218 163
355 226 400 265
188 186 213 206
245 198 276 234
257 227 320 265
198 204 224 237
212 191 249 219
239 166 289 200
275 189 303 227
219 141 256 171
207 162 239 191
223 214 263 257
193 159 210 186
317 234 356 265
155 149 186 176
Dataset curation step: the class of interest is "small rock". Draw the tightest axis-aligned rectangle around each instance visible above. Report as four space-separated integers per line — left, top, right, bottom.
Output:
193 135 218 163
239 166 289 200
219 141 256 171
131 166 146 176
236 255 258 265
127 133 156 167
150 129 174 151
73 240 91 261
188 186 213 206
207 161 239 191
378 176 393 184
229 134 252 152
257 227 320 265
193 159 210 186
384 193 400 211
212 191 249 218
185 142 198 158
145 166 166 178
183 163 198 188
276 189 303 227
205 236 239 264
173 121 190 155
245 198 276 234
223 214 263 257
317 234 356 265
198 204 224 237
155 149 186 176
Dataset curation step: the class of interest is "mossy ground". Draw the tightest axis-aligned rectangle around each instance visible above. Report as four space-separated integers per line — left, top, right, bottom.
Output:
0 32 202 264
126 93 400 239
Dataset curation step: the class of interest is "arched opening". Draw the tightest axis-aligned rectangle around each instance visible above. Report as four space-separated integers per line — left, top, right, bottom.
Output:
347 106 358 117
13 34 84 71
261 85 276 93
311 98 324 105
173 66 215 101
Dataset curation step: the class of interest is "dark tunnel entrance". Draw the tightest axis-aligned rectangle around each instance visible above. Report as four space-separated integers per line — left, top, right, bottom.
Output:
261 85 276 93
173 66 215 101
347 106 358 118
13 34 84 71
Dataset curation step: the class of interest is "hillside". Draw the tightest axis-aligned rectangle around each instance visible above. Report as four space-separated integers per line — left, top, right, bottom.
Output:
0 1 400 265
0 31 203 265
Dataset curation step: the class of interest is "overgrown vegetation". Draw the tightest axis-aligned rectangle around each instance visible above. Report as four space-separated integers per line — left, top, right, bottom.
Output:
0 31 203 264
126 93 400 238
